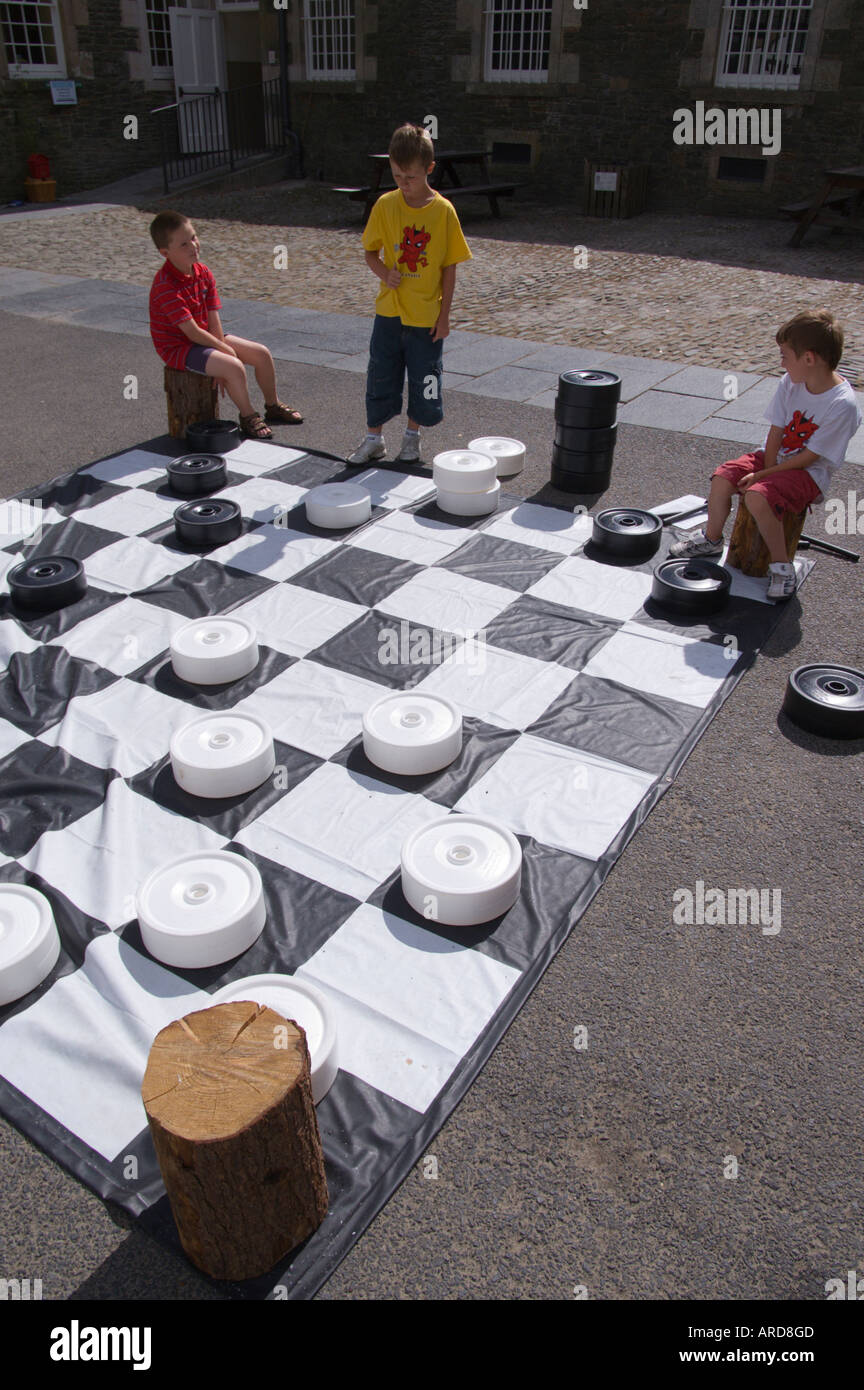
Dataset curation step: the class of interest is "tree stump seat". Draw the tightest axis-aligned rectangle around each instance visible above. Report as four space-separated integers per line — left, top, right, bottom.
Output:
164 365 218 440
726 500 808 577
142 1001 328 1281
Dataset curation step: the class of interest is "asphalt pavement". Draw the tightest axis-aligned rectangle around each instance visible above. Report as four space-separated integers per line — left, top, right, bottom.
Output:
1 307 862 1302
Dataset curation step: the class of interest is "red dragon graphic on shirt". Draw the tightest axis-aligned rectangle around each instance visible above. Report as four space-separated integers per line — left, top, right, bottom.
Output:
397 226 431 272
781 410 818 453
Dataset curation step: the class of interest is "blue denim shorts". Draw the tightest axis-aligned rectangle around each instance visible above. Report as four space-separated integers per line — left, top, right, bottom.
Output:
365 314 444 429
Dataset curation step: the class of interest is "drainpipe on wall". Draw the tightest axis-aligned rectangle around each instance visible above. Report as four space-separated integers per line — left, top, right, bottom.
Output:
277 9 303 177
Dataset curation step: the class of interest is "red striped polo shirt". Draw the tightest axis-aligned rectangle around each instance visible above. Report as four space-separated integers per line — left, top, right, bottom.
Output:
149 259 221 369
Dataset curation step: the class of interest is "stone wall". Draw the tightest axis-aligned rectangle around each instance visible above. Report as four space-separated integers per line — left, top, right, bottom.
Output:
0 0 171 202
286 0 864 216
2 0 861 213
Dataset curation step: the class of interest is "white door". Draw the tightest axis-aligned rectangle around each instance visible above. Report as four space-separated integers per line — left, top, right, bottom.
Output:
169 8 226 154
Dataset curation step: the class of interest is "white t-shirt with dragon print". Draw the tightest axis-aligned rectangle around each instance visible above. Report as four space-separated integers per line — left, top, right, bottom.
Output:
764 373 861 497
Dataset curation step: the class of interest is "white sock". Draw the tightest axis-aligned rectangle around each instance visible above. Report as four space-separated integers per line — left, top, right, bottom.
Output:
404 427 420 437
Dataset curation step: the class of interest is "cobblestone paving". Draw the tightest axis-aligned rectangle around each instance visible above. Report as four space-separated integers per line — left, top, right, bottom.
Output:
2 185 862 383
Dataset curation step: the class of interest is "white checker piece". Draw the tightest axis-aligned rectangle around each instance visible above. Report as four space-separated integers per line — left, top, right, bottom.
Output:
19 779 227 928
296 903 521 1113
345 508 474 565
0 932 211 1160
38 678 195 777
233 659 387 758
49 597 186 675
582 621 736 709
529 554 654 621
456 732 657 861
236 761 443 901
377 566 517 633
483 501 593 556
228 584 365 657
415 644 575 730
207 522 338 580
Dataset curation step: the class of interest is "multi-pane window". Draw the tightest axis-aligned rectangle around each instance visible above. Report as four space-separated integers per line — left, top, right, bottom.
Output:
0 0 65 76
484 0 553 83
304 0 356 80
146 0 177 73
716 0 812 88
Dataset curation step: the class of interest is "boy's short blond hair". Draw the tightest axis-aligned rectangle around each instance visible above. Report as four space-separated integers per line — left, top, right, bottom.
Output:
149 210 191 250
388 123 435 170
776 310 844 371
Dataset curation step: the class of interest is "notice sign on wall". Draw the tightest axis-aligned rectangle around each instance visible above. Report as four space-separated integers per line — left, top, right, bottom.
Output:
49 81 78 105
594 171 618 192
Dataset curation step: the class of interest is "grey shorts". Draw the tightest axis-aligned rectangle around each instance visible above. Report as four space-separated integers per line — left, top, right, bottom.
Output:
183 344 214 375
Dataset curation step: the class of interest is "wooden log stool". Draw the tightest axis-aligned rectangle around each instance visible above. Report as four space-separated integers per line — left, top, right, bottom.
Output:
142 1001 328 1281
726 501 808 577
164 365 218 439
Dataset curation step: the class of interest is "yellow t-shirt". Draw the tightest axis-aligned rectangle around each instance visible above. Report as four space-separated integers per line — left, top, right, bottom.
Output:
362 189 472 328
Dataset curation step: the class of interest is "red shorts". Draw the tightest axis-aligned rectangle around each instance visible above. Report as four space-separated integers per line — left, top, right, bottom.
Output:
712 450 821 516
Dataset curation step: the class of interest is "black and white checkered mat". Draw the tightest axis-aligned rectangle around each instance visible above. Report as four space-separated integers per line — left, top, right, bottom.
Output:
0 439 807 1298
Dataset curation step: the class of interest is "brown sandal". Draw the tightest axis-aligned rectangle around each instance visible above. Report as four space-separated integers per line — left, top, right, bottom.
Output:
239 413 273 440
264 401 304 425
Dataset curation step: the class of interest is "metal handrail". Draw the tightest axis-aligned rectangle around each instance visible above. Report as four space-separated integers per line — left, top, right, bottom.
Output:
152 78 288 193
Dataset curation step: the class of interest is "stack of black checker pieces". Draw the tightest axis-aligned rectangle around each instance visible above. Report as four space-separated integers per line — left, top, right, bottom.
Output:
552 369 621 493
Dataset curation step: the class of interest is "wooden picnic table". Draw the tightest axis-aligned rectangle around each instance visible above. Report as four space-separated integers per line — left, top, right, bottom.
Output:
333 148 518 222
786 165 864 247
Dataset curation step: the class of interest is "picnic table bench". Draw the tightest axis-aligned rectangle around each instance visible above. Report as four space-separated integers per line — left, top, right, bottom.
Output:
334 148 519 222
783 165 864 247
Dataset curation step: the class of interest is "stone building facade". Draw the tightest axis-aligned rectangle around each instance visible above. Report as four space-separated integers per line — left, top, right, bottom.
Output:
1 0 861 213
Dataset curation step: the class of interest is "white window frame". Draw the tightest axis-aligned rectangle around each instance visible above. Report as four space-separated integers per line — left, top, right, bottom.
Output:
483 0 553 84
304 0 356 82
143 0 178 77
1 0 66 77
715 0 813 89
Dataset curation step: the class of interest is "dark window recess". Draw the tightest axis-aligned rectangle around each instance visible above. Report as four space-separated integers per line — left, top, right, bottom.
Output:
491 141 533 165
716 156 767 183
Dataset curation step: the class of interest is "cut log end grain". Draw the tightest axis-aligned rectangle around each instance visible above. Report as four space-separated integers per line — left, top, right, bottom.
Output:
143 1001 328 1281
143 1000 308 1142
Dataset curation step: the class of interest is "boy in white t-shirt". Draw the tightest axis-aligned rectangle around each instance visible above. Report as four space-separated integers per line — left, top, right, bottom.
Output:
671 310 861 599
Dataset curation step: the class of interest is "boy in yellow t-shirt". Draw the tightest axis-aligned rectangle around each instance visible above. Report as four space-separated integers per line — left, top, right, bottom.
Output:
348 123 472 465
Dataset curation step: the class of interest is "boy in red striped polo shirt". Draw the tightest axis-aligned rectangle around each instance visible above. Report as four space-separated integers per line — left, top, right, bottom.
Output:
149 211 303 440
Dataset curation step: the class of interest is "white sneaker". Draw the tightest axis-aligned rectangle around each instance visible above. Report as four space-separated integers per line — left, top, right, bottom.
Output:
669 529 724 559
767 562 797 600
348 434 386 465
394 431 421 464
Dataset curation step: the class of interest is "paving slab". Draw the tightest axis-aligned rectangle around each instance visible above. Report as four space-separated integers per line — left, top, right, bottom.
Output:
655 366 763 400
449 364 560 401
0 279 144 317
618 390 719 430
590 352 686 385
711 377 779 422
0 268 84 296
688 417 764 447
523 389 558 410
509 346 610 373
265 337 353 366
441 336 550 375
